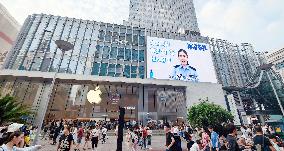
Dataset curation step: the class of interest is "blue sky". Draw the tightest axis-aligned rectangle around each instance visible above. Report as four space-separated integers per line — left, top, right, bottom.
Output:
1 0 283 52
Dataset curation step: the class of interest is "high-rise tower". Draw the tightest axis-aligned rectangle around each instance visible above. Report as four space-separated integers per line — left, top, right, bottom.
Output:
124 0 200 33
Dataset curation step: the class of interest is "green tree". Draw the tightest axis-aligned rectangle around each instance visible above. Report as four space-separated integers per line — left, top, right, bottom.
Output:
187 100 233 128
0 95 32 125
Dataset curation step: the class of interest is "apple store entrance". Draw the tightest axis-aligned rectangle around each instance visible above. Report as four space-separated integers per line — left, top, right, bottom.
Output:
0 70 187 125
46 83 187 124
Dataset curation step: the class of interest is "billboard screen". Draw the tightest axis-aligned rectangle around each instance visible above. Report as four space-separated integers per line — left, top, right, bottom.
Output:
146 36 217 83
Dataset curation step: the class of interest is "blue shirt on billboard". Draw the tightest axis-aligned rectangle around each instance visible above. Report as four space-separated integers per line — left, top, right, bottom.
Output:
169 64 198 82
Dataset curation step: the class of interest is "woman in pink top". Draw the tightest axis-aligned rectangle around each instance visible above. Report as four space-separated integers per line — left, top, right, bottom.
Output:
201 128 211 151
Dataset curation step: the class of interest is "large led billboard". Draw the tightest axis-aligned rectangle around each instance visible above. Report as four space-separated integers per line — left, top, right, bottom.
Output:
146 37 217 83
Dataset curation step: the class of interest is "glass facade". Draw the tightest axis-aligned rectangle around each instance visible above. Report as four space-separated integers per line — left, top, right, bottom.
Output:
0 76 186 122
6 14 146 79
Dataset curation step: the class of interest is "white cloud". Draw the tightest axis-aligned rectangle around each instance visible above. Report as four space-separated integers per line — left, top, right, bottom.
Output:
0 0 129 24
194 0 284 52
1 0 283 52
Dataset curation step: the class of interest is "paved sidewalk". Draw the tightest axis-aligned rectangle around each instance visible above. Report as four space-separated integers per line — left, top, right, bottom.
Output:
38 135 187 151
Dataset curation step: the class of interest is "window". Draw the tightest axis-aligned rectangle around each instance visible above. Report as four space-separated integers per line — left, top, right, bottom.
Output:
102 46 110 59
125 48 131 61
108 64 115 76
133 35 138 46
131 66 137 78
139 35 145 46
126 34 132 45
105 31 111 42
275 62 284 70
119 33 125 41
94 45 102 58
110 47 117 59
99 30 105 41
123 65 130 78
99 63 108 76
91 63 100 75
139 66 145 79
139 50 144 62
115 64 122 77
117 48 124 60
132 49 138 61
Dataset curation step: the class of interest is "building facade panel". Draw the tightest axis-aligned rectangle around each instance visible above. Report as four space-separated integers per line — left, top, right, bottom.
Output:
210 38 260 87
6 14 207 81
266 48 284 80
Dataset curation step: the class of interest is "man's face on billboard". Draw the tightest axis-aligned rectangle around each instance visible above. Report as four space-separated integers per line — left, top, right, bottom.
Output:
178 51 188 66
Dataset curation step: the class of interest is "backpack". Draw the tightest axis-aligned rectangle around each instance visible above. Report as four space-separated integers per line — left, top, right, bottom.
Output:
253 135 270 151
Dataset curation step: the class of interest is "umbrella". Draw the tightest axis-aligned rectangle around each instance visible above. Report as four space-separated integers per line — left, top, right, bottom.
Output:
7 123 24 133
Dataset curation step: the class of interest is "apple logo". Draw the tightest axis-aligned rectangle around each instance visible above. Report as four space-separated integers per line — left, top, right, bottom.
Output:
87 86 102 104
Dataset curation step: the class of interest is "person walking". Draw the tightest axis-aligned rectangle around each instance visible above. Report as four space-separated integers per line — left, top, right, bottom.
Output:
208 125 219 151
83 127 91 150
57 126 74 151
226 124 240 151
141 126 148 149
184 131 195 151
201 128 211 151
125 129 132 151
146 127 152 150
164 123 177 151
101 126 107 144
52 126 61 145
253 125 276 151
75 126 84 151
91 125 100 151
190 140 203 151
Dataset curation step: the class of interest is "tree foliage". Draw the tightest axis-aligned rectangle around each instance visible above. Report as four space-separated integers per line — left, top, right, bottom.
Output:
0 95 32 125
187 100 233 128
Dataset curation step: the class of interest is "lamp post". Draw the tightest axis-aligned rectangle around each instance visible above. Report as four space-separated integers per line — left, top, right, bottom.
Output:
33 40 73 145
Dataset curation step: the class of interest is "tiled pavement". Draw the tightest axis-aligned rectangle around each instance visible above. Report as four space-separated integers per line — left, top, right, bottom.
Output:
38 135 187 151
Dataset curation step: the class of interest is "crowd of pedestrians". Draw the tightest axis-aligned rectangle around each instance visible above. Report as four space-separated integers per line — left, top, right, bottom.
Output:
1 119 284 151
160 122 284 151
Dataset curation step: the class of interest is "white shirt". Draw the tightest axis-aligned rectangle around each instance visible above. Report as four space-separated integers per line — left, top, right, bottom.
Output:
0 144 40 151
101 128 107 135
190 143 201 151
92 128 100 137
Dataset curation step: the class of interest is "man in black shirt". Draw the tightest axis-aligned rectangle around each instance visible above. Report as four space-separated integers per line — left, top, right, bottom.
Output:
253 125 276 151
164 123 177 151
57 126 74 151
226 124 240 151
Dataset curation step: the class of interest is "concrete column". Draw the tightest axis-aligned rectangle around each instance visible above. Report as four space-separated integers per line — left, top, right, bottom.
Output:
138 85 148 126
33 73 56 145
31 83 44 124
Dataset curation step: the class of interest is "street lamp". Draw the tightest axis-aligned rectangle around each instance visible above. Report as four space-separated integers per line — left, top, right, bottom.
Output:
33 40 73 145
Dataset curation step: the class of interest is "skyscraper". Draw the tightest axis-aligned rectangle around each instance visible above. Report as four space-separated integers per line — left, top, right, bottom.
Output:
210 38 260 87
124 0 200 33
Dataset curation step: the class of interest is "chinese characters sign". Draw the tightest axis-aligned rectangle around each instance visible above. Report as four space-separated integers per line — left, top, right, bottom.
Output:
146 36 217 83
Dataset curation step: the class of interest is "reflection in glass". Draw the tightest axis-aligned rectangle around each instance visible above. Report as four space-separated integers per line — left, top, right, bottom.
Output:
91 63 100 75
117 48 124 60
99 63 108 76
124 65 130 78
132 49 138 61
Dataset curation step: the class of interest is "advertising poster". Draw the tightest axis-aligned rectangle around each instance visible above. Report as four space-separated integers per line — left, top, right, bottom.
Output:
147 36 217 83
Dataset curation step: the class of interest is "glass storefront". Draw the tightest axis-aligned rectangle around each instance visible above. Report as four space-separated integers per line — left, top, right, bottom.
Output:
0 76 186 124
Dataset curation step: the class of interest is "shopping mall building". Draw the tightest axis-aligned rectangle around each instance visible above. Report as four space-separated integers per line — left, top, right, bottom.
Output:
0 13 226 125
